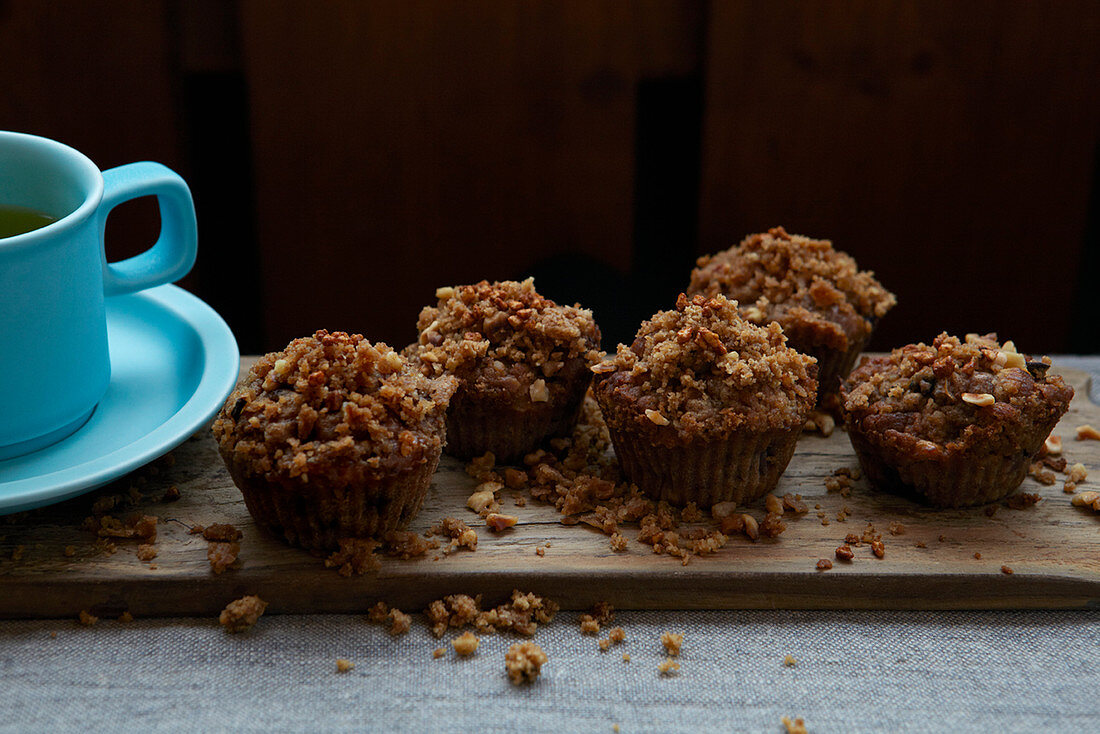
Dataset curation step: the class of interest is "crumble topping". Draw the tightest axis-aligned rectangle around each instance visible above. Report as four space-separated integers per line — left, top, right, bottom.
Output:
213 330 456 483
843 333 1072 450
412 278 601 384
593 294 816 439
689 226 896 352
426 590 559 638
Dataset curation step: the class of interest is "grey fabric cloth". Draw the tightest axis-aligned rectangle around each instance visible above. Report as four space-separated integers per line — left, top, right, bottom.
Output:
1 610 1098 733
2 357 1099 732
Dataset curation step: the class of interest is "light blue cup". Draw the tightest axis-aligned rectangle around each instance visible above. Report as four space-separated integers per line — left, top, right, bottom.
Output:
0 131 197 460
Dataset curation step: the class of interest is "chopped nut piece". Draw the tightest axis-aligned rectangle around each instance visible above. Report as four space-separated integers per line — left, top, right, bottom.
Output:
974 552 982 559
467 490 497 514
765 494 783 514
609 532 628 551
835 545 854 561
535 547 546 557
1071 491 1099 507
1001 565 1014 575
888 522 905 535
1068 463 1088 484
219 595 267 633
644 409 670 426
1044 434 1063 455
657 657 680 676
961 392 995 407
816 559 833 570
485 513 518 532
1076 425 1100 441
529 379 550 402
505 642 548 685
336 658 355 673
870 539 885 559
452 631 480 656
660 631 683 656
782 717 809 734
77 610 98 627
741 514 759 541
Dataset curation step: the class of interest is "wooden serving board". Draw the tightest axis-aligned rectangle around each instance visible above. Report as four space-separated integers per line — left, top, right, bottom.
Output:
1 360 1098 618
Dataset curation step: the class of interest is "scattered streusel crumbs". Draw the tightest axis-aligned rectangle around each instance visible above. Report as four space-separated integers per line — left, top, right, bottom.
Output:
388 609 412 635
505 642 548 685
783 654 797 667
657 657 680 676
610 533 628 551
579 614 601 635
431 517 478 553
660 632 683 656
324 538 381 576
622 653 631 662
1005 492 1042 510
452 631 480 656
77 610 98 626
782 716 808 734
336 658 354 673
219 595 267 633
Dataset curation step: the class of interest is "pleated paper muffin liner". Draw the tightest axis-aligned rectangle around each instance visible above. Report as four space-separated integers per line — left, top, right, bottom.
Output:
607 425 803 508
795 330 870 409
847 429 1032 508
225 449 441 551
444 376 590 463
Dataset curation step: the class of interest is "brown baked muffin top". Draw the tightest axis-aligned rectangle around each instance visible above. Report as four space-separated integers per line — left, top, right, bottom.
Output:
687 226 896 351
213 330 456 482
412 278 601 385
842 332 1073 453
593 294 818 438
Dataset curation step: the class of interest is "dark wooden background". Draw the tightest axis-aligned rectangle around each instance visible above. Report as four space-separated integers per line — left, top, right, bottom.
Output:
1 0 1098 356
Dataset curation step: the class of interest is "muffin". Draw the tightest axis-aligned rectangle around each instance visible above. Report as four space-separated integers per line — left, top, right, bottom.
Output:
213 330 456 550
410 278 601 462
842 333 1073 507
688 226 896 407
592 293 818 507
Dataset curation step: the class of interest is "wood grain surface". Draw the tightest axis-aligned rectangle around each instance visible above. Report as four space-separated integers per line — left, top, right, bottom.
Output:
1 361 1098 619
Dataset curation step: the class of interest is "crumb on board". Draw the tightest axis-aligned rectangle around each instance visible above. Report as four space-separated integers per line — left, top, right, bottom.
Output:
136 544 157 562
431 517 478 553
1075 424 1100 441
336 658 354 673
161 485 181 502
888 522 905 535
202 523 242 542
1006 492 1042 510
835 545 854 561
452 631 480 656
660 632 683 656
383 530 440 559
207 541 240 574
505 642 548 685
77 610 98 627
324 538 381 576
1001 565 1014 575
816 559 833 571
485 513 518 532
657 657 680 676
610 532 628 551
535 546 546 557
219 595 267 633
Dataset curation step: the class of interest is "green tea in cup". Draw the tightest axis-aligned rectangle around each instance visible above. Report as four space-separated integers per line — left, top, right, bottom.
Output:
0 204 56 238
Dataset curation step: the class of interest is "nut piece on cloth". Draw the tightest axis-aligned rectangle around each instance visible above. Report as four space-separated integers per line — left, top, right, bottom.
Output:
219 595 268 633
505 642 547 685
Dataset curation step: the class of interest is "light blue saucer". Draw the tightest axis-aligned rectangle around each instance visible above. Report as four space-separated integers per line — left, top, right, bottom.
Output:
0 284 239 514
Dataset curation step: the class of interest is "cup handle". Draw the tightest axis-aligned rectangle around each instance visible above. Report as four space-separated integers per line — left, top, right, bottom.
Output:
99 162 197 297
